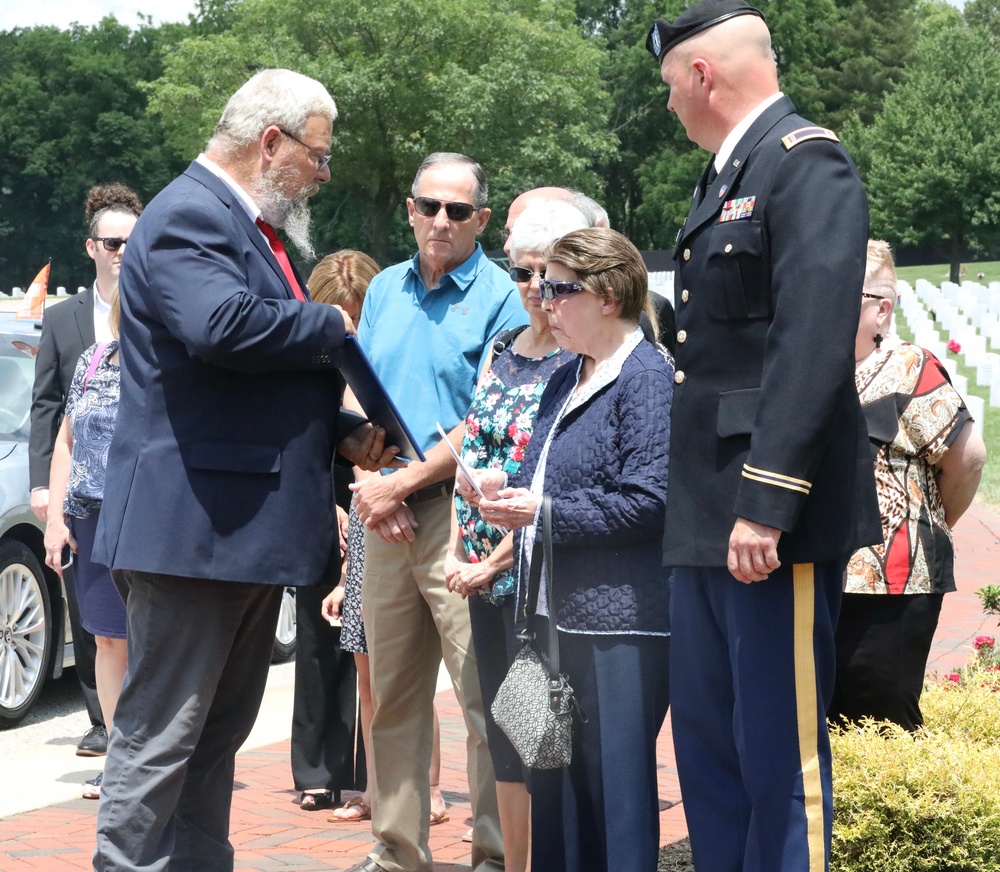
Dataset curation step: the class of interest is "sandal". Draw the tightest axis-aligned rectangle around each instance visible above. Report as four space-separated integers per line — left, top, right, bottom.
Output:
82 772 103 800
429 810 450 826
328 795 372 822
299 790 333 811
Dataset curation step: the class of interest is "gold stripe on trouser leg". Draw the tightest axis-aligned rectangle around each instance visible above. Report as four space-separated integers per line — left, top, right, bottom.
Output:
793 563 825 872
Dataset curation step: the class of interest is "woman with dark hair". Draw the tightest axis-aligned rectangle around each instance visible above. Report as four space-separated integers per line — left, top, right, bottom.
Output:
476 227 674 872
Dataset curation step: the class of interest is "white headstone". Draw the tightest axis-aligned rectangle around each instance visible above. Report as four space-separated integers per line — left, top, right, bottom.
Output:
965 394 986 438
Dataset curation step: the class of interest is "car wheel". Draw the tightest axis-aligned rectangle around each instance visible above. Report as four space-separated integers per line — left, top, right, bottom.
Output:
271 587 296 663
0 540 53 727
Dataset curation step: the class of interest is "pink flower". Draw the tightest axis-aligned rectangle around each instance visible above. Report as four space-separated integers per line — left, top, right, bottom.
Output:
948 339 962 354
974 635 996 650
468 553 480 563
945 672 962 684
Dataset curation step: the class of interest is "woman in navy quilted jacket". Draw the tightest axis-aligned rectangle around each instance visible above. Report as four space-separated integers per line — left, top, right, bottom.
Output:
478 227 673 872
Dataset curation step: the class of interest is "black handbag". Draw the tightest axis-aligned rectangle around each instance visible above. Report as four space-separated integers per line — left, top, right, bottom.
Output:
491 496 578 769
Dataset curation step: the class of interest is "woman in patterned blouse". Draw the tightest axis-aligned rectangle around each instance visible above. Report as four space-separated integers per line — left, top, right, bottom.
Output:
43 283 125 798
829 240 987 731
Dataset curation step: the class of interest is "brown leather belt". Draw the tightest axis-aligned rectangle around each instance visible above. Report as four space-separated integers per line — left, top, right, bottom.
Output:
407 480 453 505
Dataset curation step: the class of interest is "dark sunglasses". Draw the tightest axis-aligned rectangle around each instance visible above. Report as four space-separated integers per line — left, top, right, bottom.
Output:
539 279 587 301
509 266 546 283
91 236 129 252
413 196 480 222
862 292 885 302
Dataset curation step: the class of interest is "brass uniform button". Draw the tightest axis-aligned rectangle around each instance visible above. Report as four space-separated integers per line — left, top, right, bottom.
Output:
674 370 686 384
683 248 691 261
681 289 689 303
676 330 687 344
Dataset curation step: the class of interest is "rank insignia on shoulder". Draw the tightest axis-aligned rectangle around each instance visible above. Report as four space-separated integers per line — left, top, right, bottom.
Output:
719 195 756 222
781 126 839 150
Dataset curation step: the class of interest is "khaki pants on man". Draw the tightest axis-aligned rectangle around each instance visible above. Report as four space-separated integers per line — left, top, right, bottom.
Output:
362 495 502 872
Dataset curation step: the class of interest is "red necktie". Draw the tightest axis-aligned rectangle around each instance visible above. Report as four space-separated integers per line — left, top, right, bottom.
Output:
256 218 306 301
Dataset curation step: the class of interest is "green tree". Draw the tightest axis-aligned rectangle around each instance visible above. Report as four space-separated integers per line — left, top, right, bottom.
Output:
965 0 1000 39
0 18 188 292
585 0 682 246
811 0 919 128
149 0 616 264
849 21 1000 283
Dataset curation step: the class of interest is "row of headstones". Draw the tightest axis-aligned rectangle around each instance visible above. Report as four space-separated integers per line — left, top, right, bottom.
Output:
914 278 1000 343
646 275 990 436
898 281 992 432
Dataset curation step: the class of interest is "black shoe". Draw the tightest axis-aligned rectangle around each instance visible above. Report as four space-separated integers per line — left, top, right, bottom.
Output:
76 724 108 757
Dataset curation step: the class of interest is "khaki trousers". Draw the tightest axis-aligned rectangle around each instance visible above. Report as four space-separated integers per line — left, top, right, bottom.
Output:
362 495 502 872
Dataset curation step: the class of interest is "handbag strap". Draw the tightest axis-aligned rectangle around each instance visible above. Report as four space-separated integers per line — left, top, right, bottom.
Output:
541 496 559 680
522 496 560 681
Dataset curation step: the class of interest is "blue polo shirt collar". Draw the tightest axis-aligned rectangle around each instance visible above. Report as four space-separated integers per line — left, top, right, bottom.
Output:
408 243 489 294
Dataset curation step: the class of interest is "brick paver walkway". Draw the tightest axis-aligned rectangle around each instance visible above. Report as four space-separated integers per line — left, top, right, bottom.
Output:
0 503 995 871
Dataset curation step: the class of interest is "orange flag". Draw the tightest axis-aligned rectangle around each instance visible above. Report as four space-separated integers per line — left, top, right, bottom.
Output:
14 261 50 321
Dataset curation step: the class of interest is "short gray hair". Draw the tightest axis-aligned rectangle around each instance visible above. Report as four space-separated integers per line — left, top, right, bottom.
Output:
567 189 610 228
509 201 590 262
411 152 489 208
209 69 337 153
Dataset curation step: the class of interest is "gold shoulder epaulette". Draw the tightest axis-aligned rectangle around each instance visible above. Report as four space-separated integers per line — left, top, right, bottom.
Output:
781 126 839 150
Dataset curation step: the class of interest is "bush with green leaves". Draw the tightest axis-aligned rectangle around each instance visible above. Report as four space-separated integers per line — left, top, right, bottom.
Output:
979 585 1000 624
831 657 1000 872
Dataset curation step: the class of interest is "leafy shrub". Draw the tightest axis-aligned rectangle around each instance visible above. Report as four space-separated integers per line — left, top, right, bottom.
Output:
831 656 1000 872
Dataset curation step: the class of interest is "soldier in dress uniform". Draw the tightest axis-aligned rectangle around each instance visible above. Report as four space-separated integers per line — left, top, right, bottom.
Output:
645 2 881 870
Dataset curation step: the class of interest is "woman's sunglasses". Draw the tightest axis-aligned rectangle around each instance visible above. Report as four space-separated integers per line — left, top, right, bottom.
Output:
509 266 546 283
538 279 587 301
412 196 480 222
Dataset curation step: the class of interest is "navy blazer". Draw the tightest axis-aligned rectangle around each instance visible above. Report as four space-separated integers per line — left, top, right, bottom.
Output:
95 161 350 587
29 286 96 489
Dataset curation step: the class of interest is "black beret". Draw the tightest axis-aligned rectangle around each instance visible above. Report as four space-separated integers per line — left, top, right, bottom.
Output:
646 0 765 64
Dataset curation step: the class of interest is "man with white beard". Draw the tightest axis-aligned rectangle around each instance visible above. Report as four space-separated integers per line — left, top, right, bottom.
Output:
92 68 398 872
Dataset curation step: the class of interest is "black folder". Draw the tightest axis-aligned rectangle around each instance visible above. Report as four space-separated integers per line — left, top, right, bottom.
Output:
340 335 426 462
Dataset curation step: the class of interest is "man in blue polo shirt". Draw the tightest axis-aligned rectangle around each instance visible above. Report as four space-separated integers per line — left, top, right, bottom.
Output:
348 152 526 872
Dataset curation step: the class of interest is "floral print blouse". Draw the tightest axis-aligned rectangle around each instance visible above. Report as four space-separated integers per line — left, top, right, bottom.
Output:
845 343 971 596
63 342 120 520
455 342 573 604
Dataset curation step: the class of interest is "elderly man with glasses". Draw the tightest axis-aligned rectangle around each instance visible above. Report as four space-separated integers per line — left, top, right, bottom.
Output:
90 69 397 872
346 152 526 872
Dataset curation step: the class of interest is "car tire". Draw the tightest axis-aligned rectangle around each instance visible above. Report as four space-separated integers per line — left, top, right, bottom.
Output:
271 587 296 663
0 539 53 727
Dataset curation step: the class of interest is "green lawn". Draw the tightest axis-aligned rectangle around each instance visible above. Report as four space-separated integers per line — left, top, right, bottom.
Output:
895 261 1000 286
891 266 998 509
